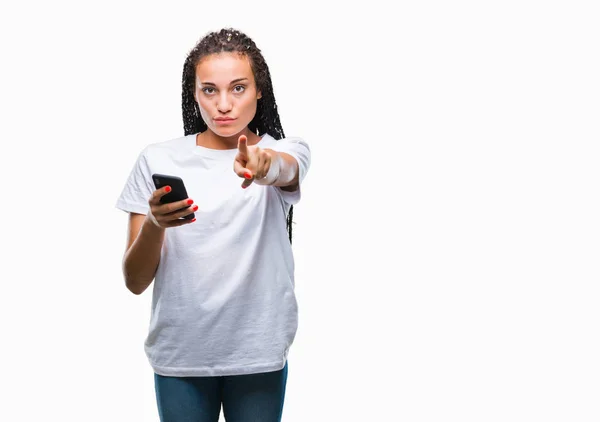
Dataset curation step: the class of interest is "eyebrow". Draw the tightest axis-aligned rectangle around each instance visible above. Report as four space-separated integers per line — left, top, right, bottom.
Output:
200 78 249 86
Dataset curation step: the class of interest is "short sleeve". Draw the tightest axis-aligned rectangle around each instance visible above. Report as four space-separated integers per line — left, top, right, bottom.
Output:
115 148 154 215
269 137 311 205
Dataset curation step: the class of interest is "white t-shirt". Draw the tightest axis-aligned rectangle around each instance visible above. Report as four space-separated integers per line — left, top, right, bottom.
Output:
116 132 310 377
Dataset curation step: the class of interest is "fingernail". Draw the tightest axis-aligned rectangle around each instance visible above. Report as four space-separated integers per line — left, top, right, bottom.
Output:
191 218 196 222
242 184 248 189
192 205 198 211
165 186 172 193
187 199 194 205
244 173 252 179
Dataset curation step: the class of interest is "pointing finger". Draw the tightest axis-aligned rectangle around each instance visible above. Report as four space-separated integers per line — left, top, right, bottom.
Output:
237 135 248 157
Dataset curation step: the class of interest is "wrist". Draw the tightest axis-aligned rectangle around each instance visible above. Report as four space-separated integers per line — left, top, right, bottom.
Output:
254 151 282 185
143 214 166 237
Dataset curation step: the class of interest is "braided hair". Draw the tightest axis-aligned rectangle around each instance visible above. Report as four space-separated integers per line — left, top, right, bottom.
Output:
181 28 294 243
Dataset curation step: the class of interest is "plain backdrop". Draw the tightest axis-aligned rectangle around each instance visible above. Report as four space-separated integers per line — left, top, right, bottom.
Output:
1 0 599 421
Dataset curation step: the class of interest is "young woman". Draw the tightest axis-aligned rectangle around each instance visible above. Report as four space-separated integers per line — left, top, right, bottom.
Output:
116 28 311 421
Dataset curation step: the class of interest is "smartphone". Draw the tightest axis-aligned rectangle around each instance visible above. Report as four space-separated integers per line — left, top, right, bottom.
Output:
151 173 195 220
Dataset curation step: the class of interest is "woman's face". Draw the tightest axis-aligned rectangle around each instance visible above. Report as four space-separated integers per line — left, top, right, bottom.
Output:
194 52 262 137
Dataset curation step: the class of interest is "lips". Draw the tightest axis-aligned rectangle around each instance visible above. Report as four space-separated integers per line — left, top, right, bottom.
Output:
214 117 236 126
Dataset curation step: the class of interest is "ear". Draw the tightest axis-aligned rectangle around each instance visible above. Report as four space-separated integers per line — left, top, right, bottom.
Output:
257 90 262 100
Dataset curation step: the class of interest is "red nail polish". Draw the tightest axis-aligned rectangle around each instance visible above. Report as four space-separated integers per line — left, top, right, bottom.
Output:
192 205 198 211
165 186 172 193
191 218 196 222
242 184 248 189
187 199 194 205
244 172 252 179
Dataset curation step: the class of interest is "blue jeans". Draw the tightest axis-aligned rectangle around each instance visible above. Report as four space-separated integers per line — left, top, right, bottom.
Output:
154 362 288 422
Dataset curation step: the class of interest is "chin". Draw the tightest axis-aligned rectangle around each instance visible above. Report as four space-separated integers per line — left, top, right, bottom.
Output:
212 125 246 138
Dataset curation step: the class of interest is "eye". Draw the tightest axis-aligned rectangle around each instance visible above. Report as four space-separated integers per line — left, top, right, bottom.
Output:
233 85 246 93
202 87 215 95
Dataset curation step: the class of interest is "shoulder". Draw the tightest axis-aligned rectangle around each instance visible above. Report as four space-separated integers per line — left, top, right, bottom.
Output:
141 133 194 159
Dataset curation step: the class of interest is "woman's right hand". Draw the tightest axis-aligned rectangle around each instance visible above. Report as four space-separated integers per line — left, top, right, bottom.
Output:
147 186 197 228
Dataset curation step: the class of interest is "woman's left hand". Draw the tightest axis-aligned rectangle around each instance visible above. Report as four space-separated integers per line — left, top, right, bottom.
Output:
233 134 272 188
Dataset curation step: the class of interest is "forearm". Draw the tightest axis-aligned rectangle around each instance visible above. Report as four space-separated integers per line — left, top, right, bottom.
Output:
122 216 165 295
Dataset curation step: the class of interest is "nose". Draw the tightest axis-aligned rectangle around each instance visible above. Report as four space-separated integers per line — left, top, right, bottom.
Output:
216 93 232 113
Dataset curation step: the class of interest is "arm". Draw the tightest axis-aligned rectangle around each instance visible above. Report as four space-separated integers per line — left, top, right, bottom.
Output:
122 213 165 295
121 186 196 295
262 149 299 191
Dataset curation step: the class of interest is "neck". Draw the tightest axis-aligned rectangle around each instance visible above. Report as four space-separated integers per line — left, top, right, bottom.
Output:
196 128 262 150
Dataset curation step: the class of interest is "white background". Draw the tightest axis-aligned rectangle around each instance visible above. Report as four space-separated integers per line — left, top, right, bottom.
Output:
1 0 598 421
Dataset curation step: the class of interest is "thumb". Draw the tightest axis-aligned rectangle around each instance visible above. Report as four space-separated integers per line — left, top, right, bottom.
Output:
233 158 253 181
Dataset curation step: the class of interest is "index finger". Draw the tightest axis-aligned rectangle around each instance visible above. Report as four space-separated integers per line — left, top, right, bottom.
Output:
149 185 172 205
237 135 248 157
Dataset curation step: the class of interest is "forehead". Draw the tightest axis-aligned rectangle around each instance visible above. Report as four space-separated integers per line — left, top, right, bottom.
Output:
195 52 254 82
